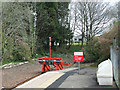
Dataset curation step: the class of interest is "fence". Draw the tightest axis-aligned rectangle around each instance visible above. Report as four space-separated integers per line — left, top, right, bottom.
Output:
110 46 120 88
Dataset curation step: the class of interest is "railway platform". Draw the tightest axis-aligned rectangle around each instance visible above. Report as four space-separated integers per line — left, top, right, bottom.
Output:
15 67 117 89
15 67 77 88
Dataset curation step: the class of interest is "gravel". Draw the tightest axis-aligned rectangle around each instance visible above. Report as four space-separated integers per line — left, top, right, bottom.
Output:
2 62 42 88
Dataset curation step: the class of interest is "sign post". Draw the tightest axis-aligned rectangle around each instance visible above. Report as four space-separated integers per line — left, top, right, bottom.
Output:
74 51 83 74
78 61 80 74
49 37 51 58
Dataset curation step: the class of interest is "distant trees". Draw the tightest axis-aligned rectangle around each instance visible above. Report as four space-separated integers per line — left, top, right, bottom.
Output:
36 2 59 52
36 2 73 53
2 2 73 63
2 2 116 63
81 2 119 62
2 2 34 63
70 2 112 47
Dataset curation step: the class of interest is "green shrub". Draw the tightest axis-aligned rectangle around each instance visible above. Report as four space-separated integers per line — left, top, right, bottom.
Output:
98 38 112 62
55 45 82 55
55 45 67 54
2 39 32 64
84 38 100 63
84 37 112 63
67 45 81 54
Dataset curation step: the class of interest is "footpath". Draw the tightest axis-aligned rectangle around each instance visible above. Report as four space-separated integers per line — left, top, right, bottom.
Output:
48 67 117 88
14 66 118 89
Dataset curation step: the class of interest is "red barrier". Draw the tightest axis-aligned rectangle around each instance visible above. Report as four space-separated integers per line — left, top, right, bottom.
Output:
37 37 71 73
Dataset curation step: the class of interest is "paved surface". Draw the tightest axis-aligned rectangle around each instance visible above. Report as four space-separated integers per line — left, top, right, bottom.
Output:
16 72 64 88
48 67 117 88
15 67 117 89
15 67 77 88
59 67 98 88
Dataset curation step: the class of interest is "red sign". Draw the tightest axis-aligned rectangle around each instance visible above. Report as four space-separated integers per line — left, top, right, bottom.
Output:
74 51 83 61
49 37 51 41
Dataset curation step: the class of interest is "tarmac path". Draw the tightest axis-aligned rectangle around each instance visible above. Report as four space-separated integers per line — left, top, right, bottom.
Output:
48 67 117 89
14 67 118 89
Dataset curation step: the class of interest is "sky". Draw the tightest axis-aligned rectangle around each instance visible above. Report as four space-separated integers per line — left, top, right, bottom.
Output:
103 0 120 5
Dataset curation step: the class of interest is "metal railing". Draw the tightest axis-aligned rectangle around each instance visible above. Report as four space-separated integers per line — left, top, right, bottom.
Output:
110 45 120 88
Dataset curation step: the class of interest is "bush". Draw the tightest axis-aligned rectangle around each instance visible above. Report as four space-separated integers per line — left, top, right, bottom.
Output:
54 45 82 55
84 37 100 63
67 45 82 54
2 39 32 64
84 37 112 63
55 45 67 54
98 38 112 62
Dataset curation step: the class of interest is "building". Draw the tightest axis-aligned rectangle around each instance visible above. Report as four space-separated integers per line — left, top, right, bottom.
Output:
73 35 86 42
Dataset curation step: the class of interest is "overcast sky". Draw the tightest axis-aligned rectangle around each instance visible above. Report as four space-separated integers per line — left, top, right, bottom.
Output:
104 0 120 5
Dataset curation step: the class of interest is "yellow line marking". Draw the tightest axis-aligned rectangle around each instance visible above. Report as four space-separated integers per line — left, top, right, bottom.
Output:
38 73 64 88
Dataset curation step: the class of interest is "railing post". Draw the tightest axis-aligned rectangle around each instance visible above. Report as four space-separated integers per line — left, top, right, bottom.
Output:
49 37 51 58
118 47 120 88
110 46 112 63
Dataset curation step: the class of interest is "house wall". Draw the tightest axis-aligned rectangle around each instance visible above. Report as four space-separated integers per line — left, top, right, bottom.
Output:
73 36 86 42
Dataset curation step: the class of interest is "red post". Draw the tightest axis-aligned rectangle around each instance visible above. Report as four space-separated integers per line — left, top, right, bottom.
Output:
49 37 51 58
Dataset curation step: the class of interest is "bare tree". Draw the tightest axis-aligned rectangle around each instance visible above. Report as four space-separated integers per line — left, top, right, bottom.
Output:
70 1 113 46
